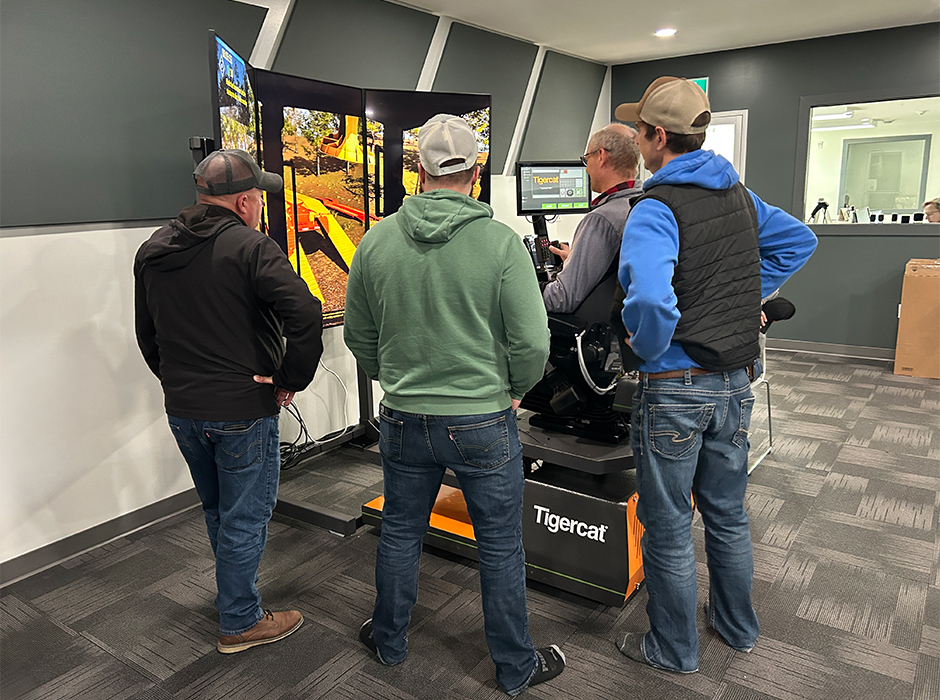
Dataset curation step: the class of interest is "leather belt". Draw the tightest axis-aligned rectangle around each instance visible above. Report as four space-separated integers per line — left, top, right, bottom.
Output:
639 367 714 381
639 365 758 382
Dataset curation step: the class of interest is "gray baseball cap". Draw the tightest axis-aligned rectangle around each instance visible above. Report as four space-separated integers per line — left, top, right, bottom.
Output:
418 114 478 177
194 149 283 196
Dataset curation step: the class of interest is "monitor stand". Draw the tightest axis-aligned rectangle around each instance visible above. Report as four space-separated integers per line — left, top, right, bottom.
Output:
531 213 549 238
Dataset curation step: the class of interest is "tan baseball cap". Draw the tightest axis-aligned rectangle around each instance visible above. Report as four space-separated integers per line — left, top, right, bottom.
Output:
615 77 711 134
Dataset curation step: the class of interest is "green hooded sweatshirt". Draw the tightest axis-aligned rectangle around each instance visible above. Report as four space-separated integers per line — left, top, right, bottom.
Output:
344 188 550 415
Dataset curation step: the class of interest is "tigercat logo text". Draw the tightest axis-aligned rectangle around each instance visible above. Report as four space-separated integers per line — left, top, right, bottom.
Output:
533 505 609 542
533 176 559 185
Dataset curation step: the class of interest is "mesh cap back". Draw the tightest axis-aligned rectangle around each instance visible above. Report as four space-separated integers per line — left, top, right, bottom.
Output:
194 149 283 196
418 115 478 177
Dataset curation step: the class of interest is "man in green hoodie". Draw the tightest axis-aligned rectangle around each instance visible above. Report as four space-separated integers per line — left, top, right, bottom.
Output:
344 114 564 696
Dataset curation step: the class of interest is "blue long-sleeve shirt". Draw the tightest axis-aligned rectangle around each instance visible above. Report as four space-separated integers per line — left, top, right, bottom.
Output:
618 150 817 373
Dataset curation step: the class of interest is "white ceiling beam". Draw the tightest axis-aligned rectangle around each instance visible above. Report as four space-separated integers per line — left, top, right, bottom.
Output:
231 0 295 70
416 16 453 91
502 45 547 176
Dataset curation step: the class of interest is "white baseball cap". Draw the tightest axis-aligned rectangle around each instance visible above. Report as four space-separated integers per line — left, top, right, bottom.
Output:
418 114 478 176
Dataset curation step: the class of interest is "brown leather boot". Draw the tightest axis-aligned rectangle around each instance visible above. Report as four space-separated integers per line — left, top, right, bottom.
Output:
217 609 304 653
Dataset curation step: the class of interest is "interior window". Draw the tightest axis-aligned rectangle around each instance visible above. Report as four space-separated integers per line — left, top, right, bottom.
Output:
803 96 939 223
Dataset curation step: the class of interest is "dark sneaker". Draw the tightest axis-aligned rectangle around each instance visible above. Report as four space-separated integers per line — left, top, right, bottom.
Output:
703 602 754 653
359 618 378 655
615 631 698 673
528 645 566 688
615 631 647 664
358 618 406 666
217 609 303 653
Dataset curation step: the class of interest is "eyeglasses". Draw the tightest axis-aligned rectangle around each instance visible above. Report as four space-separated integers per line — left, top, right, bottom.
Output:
579 148 604 166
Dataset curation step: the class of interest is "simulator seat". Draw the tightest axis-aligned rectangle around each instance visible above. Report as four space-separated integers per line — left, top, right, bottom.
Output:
520 267 629 444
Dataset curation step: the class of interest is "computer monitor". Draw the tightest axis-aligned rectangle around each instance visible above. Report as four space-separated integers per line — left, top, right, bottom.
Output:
516 161 591 216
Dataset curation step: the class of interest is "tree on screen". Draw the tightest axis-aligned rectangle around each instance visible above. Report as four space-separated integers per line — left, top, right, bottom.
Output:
283 108 340 154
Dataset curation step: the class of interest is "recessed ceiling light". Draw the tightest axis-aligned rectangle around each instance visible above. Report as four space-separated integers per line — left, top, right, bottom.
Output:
812 123 876 132
655 28 677 38
812 111 853 121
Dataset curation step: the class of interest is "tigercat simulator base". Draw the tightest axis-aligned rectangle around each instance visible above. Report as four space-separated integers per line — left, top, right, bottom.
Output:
361 411 645 607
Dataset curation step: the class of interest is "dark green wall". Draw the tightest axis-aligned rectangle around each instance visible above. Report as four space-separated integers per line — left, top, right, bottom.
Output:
611 24 940 215
274 0 438 90
520 52 606 162
612 24 940 350
778 231 940 349
2 1 594 229
0 0 265 228
433 24 538 174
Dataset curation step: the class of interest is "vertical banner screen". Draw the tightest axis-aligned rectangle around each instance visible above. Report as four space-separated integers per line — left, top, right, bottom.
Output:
212 33 257 155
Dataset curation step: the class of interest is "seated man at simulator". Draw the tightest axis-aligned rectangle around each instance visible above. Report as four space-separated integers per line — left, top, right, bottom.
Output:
522 125 642 444
542 124 641 313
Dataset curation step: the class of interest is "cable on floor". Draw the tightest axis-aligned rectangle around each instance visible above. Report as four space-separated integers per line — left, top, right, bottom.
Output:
279 359 352 470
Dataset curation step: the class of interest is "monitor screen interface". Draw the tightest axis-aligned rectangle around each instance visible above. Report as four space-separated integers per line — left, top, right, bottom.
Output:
516 162 590 216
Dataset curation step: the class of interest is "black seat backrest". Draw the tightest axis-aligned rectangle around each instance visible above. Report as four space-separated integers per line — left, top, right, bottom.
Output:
570 258 619 326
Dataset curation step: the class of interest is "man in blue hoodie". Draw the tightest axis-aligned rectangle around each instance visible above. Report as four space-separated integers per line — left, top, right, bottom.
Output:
611 78 817 673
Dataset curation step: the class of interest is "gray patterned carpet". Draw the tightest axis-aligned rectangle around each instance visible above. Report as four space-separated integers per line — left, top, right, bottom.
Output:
2 350 938 700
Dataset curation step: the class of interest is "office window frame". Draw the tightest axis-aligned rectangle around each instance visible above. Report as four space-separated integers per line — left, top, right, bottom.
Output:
792 83 939 229
637 109 748 184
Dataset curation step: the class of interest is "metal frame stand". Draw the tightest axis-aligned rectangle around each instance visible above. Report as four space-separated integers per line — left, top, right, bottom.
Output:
747 338 774 474
747 377 774 474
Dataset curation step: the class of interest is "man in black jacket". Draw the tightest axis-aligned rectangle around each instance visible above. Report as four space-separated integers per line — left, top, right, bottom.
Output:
135 149 323 653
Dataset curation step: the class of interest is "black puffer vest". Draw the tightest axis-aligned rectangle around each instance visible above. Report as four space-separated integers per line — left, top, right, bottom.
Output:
635 182 761 371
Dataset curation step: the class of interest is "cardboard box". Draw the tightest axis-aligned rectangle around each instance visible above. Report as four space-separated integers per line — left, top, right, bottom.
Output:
894 259 940 379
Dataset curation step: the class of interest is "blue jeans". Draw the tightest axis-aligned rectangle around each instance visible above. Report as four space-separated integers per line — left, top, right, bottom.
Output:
372 405 537 696
168 414 280 636
631 366 760 672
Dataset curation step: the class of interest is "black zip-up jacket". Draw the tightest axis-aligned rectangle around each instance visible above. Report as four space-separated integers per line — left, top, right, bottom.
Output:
135 204 323 420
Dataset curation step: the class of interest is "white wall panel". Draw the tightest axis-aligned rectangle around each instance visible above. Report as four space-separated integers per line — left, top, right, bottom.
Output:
0 227 188 562
0 226 363 564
